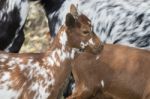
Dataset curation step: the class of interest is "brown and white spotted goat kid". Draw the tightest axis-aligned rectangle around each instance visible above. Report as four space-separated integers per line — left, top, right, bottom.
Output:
0 5 101 99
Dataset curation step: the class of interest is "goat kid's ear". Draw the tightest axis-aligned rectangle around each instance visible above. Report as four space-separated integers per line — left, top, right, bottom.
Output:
70 4 78 18
65 13 75 28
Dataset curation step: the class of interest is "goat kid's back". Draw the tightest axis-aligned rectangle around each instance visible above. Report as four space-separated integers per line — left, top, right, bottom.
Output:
70 44 150 99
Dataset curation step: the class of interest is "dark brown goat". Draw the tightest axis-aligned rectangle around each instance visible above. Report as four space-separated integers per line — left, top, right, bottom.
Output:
68 44 150 99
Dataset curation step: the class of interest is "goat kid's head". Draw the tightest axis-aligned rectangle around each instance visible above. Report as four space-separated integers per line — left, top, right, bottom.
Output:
63 4 102 54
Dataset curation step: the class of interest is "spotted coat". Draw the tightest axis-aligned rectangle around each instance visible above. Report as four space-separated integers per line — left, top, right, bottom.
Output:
0 29 73 99
0 8 102 98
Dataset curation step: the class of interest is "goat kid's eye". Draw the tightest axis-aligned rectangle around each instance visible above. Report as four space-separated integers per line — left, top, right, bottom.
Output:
82 31 90 35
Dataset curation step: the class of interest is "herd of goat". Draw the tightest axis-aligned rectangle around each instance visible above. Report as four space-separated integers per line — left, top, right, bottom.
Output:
1 0 150 99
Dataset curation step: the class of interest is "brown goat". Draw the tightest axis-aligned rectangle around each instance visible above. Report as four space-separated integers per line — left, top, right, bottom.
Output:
68 44 150 99
0 4 101 99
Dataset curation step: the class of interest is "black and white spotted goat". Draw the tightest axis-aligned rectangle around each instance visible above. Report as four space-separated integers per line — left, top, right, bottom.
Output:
42 0 150 50
2 0 150 52
0 0 29 52
0 0 65 53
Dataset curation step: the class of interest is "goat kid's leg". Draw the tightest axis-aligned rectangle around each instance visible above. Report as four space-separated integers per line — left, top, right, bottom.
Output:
66 83 93 99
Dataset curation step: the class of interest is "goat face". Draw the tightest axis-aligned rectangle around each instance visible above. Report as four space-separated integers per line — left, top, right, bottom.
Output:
65 4 102 54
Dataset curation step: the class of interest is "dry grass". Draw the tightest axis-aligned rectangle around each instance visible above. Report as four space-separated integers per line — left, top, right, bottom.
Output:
20 2 50 53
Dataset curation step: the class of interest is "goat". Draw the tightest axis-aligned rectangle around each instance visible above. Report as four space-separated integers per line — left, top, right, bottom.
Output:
0 0 29 52
68 44 150 99
2 0 150 52
0 4 101 99
39 0 150 50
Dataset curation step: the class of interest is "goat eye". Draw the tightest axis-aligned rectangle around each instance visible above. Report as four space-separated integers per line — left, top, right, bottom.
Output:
82 31 89 35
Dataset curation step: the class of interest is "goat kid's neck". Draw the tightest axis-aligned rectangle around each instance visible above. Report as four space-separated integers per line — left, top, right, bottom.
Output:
45 27 77 65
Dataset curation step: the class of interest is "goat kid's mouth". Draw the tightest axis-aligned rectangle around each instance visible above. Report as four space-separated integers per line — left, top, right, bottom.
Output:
79 44 103 54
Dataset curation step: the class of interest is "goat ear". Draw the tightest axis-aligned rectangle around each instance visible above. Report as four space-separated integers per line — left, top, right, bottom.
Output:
70 4 78 18
65 13 75 27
